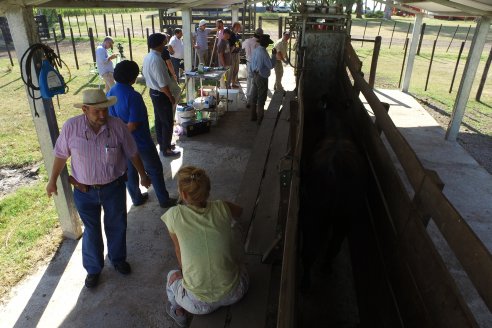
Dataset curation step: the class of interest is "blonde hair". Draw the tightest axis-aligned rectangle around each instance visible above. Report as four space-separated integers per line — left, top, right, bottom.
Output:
177 166 211 206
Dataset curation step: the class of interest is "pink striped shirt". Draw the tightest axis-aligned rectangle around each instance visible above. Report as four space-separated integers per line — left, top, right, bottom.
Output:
54 114 138 185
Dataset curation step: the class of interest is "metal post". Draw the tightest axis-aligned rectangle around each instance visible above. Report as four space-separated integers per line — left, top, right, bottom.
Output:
436 24 442 41
369 36 382 88
425 39 437 91
446 17 491 141
108 27 112 37
146 28 149 52
92 13 98 38
83 13 88 37
476 45 492 101
447 25 459 52
140 15 144 38
449 42 465 93
465 25 472 43
121 14 125 37
127 28 133 61
131 15 134 38
398 38 409 88
417 22 426 55
362 20 368 47
57 14 65 39
103 14 108 36
1 27 14 66
151 15 155 34
278 17 282 39
112 14 116 37
389 20 396 48
404 22 411 48
402 13 423 92
378 20 382 36
76 15 82 37
52 28 60 58
67 15 72 30
69 28 79 70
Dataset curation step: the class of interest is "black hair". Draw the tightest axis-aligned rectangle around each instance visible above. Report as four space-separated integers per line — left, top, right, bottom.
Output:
113 60 140 84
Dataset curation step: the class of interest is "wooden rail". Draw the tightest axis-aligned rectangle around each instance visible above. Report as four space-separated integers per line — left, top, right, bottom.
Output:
344 37 492 322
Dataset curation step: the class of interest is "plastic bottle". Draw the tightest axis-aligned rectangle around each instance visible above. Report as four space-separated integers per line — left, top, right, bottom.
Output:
196 110 202 121
198 63 204 74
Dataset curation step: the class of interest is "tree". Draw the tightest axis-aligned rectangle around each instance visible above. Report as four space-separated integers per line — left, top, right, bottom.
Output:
355 0 363 18
384 0 393 19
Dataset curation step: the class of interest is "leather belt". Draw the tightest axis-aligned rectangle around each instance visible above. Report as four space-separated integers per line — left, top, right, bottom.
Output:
69 174 127 192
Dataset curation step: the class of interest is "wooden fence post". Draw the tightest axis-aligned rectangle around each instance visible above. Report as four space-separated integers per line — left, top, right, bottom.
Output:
127 28 133 61
259 16 262 29
57 14 65 39
278 16 282 39
103 14 108 36
67 15 72 30
69 28 79 70
83 13 88 37
377 20 382 36
109 27 112 37
447 25 460 52
404 22 411 49
425 39 437 91
112 14 116 37
476 46 492 101
89 27 96 63
369 36 381 88
152 14 155 33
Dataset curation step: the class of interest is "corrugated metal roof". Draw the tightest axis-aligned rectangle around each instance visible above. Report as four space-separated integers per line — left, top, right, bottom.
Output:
401 0 492 17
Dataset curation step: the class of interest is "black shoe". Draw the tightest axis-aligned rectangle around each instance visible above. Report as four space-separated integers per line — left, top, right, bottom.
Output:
114 261 131 275
163 150 181 158
160 198 178 208
133 192 149 206
85 273 100 288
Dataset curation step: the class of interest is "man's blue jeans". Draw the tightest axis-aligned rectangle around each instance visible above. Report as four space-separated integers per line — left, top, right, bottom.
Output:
150 89 173 152
73 178 127 274
126 146 170 206
171 57 183 78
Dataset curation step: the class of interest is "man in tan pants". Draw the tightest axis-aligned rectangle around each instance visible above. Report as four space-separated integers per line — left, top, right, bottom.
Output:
273 31 290 92
96 36 118 92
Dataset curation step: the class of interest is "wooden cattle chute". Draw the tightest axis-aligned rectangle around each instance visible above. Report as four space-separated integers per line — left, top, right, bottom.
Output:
277 35 492 327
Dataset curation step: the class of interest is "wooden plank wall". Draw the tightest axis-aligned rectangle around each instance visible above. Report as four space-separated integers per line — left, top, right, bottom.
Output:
343 38 491 326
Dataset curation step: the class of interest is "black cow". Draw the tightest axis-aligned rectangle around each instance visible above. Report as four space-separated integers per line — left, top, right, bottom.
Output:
299 94 368 291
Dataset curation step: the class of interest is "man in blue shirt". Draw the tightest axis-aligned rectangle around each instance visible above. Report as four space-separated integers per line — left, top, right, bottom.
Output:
108 60 177 209
248 34 276 124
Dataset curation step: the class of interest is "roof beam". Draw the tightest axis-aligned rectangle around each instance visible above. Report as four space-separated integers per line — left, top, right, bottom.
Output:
403 0 492 16
166 0 221 14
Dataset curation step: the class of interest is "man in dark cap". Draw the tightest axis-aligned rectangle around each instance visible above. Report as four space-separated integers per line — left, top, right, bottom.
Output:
248 34 276 124
142 33 180 157
107 60 177 209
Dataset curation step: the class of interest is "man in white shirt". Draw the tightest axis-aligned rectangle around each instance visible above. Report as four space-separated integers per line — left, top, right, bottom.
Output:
242 28 263 108
142 33 180 157
168 28 184 78
95 36 118 92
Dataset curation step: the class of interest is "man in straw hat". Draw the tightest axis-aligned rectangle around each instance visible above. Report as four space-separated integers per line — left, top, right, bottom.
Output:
248 34 276 124
46 89 151 289
142 33 180 157
108 60 177 209
242 28 263 108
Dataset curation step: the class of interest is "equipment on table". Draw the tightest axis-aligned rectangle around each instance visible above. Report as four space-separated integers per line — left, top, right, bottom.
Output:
181 119 211 137
176 103 195 124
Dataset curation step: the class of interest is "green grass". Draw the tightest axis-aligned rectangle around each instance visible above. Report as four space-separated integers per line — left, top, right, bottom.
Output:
0 167 62 298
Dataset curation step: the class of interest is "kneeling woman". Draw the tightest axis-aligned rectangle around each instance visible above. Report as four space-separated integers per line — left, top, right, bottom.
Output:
162 166 249 327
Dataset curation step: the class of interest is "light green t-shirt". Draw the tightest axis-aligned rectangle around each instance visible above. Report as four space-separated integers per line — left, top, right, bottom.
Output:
161 200 240 303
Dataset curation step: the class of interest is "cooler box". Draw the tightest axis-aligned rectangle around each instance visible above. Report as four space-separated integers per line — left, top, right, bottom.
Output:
218 89 239 111
181 119 211 137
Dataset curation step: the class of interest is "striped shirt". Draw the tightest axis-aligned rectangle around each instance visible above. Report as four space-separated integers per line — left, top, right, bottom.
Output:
53 114 138 185
142 49 173 91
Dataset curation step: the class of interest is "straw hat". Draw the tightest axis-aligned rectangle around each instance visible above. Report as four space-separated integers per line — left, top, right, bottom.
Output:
73 89 117 108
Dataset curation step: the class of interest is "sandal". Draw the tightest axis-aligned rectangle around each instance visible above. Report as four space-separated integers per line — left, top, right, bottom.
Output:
166 303 187 327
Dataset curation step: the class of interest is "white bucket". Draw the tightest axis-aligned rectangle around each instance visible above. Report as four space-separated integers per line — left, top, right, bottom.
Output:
218 89 239 111
176 104 195 124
